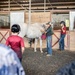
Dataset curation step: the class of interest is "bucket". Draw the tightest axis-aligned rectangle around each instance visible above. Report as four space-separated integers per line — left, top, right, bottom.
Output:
41 34 46 40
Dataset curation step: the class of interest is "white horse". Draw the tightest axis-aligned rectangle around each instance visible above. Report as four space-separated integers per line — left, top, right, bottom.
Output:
18 23 46 53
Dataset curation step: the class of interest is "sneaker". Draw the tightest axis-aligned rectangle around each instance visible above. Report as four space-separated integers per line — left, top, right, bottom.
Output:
46 54 52 56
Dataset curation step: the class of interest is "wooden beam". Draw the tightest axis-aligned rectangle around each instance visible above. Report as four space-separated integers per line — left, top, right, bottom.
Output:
1 5 75 9
0 1 75 4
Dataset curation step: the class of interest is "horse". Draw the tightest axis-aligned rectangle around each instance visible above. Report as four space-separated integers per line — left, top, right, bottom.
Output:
18 23 46 53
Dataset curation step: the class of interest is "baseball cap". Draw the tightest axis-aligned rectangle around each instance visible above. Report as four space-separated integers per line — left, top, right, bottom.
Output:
46 22 52 25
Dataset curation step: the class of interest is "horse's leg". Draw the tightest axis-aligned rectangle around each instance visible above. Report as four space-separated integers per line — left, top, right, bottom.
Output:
34 38 37 52
28 38 32 47
40 37 43 53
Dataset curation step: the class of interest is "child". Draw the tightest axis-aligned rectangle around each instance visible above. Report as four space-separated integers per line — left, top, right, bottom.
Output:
6 24 25 62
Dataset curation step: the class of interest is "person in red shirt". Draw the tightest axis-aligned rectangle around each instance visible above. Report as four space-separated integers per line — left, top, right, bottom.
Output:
59 21 66 51
6 24 25 62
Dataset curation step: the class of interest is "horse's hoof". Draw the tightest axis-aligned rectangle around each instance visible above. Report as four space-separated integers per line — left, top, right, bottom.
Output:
41 51 43 53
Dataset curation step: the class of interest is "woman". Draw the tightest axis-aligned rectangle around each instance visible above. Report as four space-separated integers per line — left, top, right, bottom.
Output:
45 22 54 56
59 21 66 51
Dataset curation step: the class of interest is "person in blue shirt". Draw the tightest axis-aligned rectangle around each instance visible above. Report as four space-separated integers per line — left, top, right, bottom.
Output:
0 44 25 75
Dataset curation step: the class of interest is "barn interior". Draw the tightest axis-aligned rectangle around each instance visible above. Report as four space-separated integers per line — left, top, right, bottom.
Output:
0 0 75 75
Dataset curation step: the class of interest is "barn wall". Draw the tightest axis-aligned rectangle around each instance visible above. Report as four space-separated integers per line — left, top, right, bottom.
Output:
70 31 75 50
25 12 51 24
0 11 75 51
0 29 10 44
0 29 75 51
52 31 75 51
23 30 75 51
52 30 70 50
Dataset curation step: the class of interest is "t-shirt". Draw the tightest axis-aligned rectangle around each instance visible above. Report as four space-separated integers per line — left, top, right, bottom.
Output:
61 26 66 34
6 35 25 58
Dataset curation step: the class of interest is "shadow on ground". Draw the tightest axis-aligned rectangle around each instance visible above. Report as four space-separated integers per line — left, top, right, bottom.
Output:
22 48 75 75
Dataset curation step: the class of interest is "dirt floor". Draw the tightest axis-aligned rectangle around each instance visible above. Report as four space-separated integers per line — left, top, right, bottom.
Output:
22 48 75 75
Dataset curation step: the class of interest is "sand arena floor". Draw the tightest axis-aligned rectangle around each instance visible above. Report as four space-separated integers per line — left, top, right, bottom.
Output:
22 47 75 75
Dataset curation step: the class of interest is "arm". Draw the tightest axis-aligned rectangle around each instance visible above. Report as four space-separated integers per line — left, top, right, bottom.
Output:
5 38 10 46
45 27 51 33
21 47 25 54
20 38 25 54
62 26 66 33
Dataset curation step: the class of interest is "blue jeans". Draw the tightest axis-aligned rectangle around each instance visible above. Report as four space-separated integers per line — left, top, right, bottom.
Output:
59 34 66 50
46 36 52 55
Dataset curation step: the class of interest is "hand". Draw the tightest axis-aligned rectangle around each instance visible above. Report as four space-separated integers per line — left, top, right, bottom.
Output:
44 31 46 34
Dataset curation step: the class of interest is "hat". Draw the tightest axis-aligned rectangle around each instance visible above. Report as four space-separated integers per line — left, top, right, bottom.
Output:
46 22 52 25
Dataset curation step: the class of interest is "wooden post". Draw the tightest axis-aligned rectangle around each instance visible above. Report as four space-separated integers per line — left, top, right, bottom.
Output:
29 0 31 25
